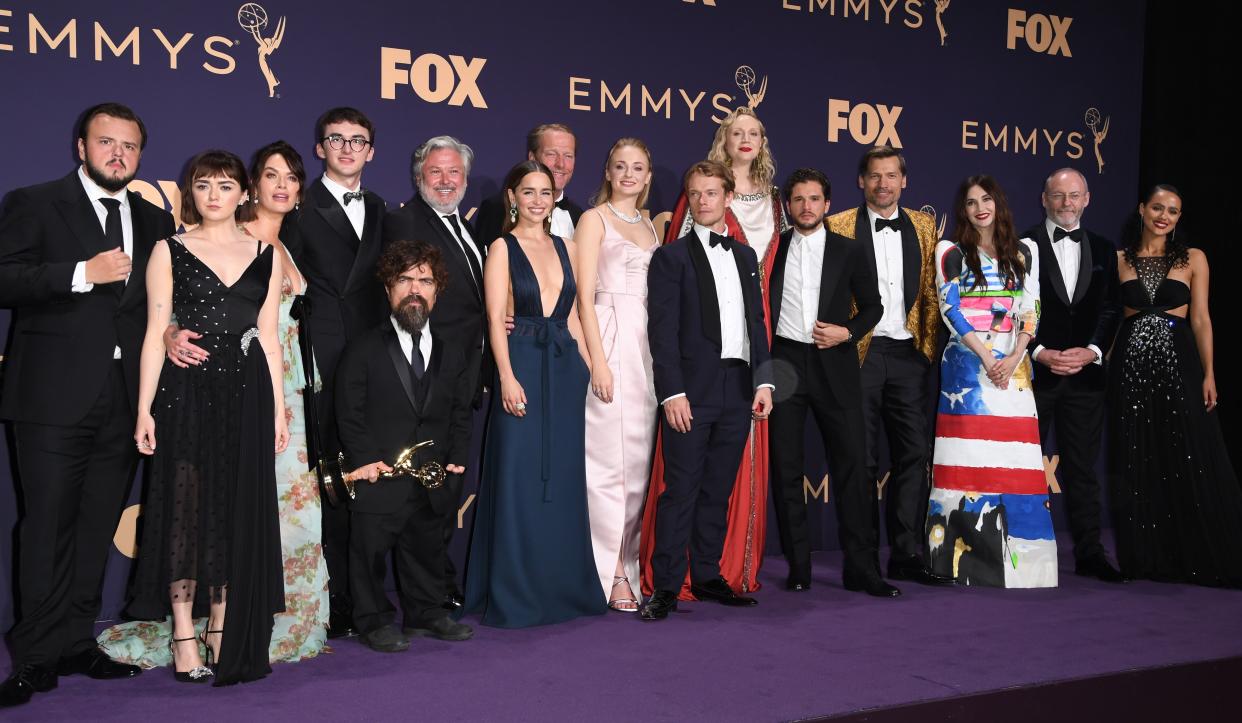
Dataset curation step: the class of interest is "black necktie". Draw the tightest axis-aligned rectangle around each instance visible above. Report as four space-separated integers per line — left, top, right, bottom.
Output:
1053 227 1083 243
443 214 482 291
343 190 365 205
98 197 123 252
708 232 734 252
874 217 901 233
410 330 425 381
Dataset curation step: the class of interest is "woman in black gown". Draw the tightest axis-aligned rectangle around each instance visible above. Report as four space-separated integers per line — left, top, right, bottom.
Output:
1109 183 1242 588
132 150 288 683
463 160 604 628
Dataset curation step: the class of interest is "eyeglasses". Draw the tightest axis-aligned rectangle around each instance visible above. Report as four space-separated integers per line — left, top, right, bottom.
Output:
321 135 372 152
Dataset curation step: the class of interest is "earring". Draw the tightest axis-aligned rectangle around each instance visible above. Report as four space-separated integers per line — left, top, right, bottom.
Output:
253 197 259 204
294 202 300 210
509 206 518 223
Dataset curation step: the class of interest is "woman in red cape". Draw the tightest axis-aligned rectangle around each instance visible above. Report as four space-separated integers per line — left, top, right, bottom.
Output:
640 107 787 599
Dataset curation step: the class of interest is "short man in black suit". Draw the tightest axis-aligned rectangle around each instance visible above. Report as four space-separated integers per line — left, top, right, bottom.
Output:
767 168 884 594
1024 168 1123 582
383 135 485 609
282 107 389 636
0 103 172 707
475 123 582 244
639 160 774 621
334 239 475 652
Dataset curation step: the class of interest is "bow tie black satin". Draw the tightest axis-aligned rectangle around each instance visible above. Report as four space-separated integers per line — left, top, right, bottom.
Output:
708 232 734 252
1053 227 1083 243
553 198 566 210
874 217 901 233
343 190 365 205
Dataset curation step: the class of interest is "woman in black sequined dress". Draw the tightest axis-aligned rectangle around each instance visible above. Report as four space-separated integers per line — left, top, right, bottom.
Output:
1108 184 1242 588
130 151 288 683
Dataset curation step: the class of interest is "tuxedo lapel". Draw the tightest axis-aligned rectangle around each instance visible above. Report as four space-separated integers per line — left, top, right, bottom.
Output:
120 196 153 306
343 192 383 292
853 208 873 248
816 234 849 321
768 230 792 328
418 196 483 303
1072 231 1094 305
1037 223 1071 306
311 180 360 250
384 326 419 413
55 174 109 259
684 233 721 347
421 333 443 416
898 210 920 315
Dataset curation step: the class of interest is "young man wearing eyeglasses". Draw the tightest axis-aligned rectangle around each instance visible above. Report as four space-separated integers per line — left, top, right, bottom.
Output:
281 106 390 638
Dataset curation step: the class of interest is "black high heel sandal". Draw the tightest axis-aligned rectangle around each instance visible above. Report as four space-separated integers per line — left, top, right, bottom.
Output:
200 629 223 669
170 635 213 684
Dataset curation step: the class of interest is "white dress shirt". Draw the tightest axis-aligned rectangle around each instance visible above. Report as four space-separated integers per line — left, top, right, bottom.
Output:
391 316 433 368
72 166 132 359
868 207 912 340
1030 218 1102 364
774 226 826 343
436 208 484 272
550 192 575 239
321 173 366 239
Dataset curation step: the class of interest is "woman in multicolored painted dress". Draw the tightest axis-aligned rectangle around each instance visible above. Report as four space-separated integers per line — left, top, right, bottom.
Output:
925 175 1056 588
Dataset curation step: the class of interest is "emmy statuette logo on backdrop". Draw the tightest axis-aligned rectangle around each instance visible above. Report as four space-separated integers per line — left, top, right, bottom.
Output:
1006 8 1073 57
1084 107 1108 174
827 99 904 147
238 3 285 98
734 65 767 109
934 0 950 46
920 205 949 240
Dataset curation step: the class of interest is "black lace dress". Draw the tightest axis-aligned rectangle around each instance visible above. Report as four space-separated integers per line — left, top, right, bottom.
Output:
1108 255 1242 588
129 237 285 683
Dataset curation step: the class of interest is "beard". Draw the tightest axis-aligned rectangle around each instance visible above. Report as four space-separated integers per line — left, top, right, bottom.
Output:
418 182 464 215
793 216 823 233
393 295 429 335
85 158 136 194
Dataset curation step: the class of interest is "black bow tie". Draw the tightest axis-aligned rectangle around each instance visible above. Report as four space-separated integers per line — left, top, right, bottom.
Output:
874 217 901 233
1053 227 1083 243
553 198 566 210
343 190 365 205
708 232 734 252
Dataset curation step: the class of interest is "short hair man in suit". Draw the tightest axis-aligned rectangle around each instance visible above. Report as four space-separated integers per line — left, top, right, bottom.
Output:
0 102 174 707
639 160 774 621
334 239 475 652
767 168 883 594
475 123 582 244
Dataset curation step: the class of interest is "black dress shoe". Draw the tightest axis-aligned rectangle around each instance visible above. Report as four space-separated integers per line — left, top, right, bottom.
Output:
843 575 902 598
785 576 812 592
690 577 758 606
888 564 955 586
1075 555 1127 583
404 616 473 641
57 648 142 679
360 625 409 653
0 664 57 708
638 589 678 621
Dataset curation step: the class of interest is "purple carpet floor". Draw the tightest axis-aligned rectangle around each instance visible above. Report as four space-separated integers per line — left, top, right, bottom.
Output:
5 548 1241 722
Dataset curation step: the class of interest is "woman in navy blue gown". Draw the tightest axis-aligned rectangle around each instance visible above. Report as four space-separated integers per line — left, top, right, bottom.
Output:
463 161 605 627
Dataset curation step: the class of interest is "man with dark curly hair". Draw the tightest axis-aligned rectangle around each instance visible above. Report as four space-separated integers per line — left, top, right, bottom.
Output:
333 239 475 652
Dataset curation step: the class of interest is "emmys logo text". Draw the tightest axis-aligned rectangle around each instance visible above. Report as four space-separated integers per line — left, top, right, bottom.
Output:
959 120 1084 161
0 8 237 73
568 65 764 125
380 47 488 108
779 0 943 38
1006 8 1072 57
827 99 904 147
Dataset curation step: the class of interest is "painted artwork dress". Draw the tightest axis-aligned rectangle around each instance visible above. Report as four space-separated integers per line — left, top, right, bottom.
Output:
925 239 1056 588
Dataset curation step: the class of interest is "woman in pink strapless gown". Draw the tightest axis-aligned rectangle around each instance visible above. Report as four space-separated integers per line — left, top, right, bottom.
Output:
576 138 659 611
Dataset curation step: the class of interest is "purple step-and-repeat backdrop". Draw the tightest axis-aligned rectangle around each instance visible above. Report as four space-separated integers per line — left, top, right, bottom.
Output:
0 0 1144 628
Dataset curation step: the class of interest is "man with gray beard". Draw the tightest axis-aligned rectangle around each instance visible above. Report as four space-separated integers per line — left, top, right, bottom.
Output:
334 239 475 651
383 136 486 610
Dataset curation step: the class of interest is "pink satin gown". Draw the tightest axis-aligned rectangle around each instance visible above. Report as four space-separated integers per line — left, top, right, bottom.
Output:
584 210 659 602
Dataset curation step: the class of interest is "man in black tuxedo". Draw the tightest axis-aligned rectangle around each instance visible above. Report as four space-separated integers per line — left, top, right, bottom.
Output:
0 103 172 707
639 161 774 621
1024 168 1123 582
767 168 884 595
335 239 474 652
826 146 950 593
475 123 582 244
284 107 389 636
383 135 484 609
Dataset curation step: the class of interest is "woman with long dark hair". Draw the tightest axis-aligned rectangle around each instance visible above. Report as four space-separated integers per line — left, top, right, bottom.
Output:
1109 184 1242 587
925 175 1055 588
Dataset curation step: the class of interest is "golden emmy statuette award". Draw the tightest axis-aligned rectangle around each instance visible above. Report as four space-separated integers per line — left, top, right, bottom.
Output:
320 440 447 507
735 65 767 110
1085 107 1109 174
